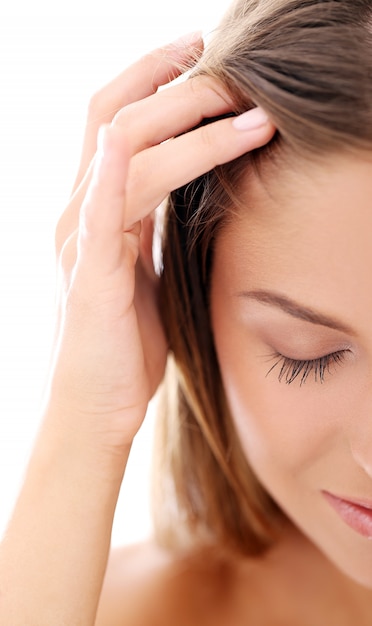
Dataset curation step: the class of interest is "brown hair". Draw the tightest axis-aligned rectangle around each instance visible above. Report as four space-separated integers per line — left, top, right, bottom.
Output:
152 0 372 556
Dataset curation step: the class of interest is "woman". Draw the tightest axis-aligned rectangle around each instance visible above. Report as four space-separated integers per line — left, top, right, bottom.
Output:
2 0 372 623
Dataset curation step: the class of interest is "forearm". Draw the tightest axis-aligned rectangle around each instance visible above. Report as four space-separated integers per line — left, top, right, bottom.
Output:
0 413 129 626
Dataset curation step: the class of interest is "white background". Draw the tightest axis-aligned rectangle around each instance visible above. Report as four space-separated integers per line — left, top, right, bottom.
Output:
0 0 229 546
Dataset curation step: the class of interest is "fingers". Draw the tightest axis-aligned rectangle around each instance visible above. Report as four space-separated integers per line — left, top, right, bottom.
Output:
71 32 203 194
59 34 276 271
56 160 95 255
58 72 236 254
59 107 274 261
75 125 132 283
111 75 233 154
123 108 276 227
60 107 274 326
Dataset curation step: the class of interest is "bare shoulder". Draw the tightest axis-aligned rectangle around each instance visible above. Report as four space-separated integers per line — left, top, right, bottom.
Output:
95 540 172 626
95 526 327 626
95 539 243 626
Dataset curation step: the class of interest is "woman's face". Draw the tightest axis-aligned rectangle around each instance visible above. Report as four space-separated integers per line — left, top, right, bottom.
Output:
210 153 372 587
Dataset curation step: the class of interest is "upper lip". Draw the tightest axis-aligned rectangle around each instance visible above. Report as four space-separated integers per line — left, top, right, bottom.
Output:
323 490 372 510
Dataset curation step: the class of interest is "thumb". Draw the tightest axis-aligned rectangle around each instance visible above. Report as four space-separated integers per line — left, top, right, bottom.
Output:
76 125 133 280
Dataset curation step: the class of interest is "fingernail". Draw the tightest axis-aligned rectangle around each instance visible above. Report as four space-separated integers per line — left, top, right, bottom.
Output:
232 107 270 131
172 30 203 49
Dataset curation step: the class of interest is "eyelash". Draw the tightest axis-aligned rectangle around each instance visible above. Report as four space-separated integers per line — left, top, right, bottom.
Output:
265 350 348 386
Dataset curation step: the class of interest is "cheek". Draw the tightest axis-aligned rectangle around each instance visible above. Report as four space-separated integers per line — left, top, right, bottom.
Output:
212 312 344 496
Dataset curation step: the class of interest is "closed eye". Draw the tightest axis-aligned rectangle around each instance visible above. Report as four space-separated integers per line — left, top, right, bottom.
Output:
265 350 349 386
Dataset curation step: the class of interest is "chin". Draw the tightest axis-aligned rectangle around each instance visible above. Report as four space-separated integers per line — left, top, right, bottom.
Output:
311 531 372 590
335 556 372 590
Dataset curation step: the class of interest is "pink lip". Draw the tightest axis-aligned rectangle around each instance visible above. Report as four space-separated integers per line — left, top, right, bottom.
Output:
323 491 372 539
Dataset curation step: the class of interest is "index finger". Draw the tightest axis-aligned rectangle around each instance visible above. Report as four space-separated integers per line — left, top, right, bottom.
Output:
71 32 203 194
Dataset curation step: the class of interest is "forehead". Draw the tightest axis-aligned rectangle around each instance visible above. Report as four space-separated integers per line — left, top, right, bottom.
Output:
214 154 372 332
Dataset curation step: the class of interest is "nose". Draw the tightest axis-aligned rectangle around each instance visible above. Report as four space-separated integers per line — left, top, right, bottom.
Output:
348 406 372 479
349 440 372 479
344 362 372 478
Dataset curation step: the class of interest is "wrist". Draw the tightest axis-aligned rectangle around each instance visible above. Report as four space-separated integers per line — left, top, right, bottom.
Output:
41 359 148 452
37 405 132 487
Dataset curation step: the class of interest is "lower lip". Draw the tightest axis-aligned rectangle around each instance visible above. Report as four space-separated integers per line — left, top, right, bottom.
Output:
323 491 372 539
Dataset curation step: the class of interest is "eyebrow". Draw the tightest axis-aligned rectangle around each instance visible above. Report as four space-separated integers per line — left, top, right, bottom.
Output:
237 289 355 335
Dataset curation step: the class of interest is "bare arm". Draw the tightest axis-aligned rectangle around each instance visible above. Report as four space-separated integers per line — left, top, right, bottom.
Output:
0 33 274 626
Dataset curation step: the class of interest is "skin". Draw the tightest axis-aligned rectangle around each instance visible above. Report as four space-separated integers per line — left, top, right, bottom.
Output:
0 36 274 626
96 153 372 626
210 155 372 598
4 28 372 626
95 150 372 623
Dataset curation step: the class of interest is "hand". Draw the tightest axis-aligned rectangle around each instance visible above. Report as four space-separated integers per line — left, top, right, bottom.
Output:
0 34 276 626
45 33 275 452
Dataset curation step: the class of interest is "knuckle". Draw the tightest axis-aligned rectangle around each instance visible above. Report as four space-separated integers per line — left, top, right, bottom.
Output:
126 153 144 197
137 50 163 85
87 88 108 121
187 75 206 102
112 101 135 129
125 152 161 217
188 74 229 104
140 48 167 68
137 47 179 90
198 124 215 150
112 107 125 127
139 50 159 66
